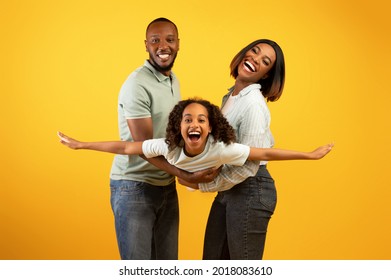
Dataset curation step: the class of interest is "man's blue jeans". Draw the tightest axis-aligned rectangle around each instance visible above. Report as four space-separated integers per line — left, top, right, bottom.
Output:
110 179 179 260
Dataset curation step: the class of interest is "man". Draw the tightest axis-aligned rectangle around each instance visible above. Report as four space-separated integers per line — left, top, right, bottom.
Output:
110 18 218 260
109 18 181 260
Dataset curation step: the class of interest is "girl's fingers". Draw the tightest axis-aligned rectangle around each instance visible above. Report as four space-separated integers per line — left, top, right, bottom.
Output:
57 131 70 143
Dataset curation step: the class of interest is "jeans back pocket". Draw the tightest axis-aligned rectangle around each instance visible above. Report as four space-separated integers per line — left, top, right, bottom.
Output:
257 176 277 212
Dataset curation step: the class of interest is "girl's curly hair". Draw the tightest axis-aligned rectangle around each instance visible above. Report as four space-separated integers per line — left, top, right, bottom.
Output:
165 98 236 150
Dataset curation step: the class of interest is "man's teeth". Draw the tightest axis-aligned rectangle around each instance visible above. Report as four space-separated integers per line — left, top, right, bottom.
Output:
244 61 255 72
158 54 169 59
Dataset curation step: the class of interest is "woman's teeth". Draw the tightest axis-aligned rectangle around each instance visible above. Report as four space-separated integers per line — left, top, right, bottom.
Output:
244 61 255 72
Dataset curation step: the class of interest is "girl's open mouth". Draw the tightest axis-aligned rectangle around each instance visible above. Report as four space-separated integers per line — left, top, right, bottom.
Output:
188 131 201 142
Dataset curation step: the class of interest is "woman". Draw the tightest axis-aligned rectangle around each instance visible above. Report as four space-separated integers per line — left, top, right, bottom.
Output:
180 39 287 259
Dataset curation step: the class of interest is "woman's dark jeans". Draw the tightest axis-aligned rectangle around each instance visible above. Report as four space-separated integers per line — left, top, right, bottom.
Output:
203 165 277 259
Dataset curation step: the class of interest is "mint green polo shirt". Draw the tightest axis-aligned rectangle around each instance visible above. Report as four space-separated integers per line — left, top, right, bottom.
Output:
110 60 181 185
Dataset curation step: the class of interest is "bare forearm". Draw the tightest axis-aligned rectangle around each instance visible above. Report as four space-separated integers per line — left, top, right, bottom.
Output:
142 155 191 178
249 148 310 161
248 144 333 161
142 156 217 184
80 141 143 155
81 141 124 153
58 132 143 155
199 160 259 192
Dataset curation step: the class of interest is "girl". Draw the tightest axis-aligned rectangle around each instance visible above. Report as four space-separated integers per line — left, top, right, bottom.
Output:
58 98 332 174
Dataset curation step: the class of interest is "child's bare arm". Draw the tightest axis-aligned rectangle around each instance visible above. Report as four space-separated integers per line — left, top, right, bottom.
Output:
57 131 143 155
247 143 334 161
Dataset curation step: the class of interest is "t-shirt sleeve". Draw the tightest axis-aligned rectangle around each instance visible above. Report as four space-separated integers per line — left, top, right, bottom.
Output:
142 138 169 158
220 143 250 166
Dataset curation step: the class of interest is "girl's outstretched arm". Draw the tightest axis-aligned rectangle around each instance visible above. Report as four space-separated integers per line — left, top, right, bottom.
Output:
247 143 334 161
57 131 143 155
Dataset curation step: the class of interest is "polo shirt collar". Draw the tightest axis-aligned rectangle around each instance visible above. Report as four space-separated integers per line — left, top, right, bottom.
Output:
144 60 172 82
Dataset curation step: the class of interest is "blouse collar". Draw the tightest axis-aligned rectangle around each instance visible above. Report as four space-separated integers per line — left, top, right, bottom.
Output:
229 83 261 97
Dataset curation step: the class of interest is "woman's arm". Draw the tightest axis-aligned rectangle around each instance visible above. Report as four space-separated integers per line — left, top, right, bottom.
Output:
57 131 143 155
247 144 334 161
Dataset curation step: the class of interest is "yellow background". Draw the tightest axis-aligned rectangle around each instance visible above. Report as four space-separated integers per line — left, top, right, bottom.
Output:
1 0 390 260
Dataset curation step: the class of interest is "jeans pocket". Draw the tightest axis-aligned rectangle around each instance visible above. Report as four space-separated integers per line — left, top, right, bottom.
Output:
258 176 277 212
110 180 145 196
119 182 144 196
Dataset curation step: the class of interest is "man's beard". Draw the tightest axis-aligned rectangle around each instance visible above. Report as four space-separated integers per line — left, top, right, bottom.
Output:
149 53 177 73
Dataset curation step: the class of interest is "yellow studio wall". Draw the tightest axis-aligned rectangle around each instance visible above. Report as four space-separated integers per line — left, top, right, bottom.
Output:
1 0 390 259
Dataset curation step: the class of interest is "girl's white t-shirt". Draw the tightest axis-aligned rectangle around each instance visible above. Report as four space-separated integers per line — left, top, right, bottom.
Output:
142 136 250 172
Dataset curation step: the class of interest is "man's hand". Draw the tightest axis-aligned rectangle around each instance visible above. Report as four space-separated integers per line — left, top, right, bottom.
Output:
179 166 222 184
177 178 199 189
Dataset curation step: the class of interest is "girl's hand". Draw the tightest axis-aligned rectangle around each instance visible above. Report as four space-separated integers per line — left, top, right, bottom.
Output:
57 131 83 149
310 143 334 159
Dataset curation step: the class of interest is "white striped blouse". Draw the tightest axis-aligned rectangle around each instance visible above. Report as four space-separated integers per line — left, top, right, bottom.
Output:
199 83 274 192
